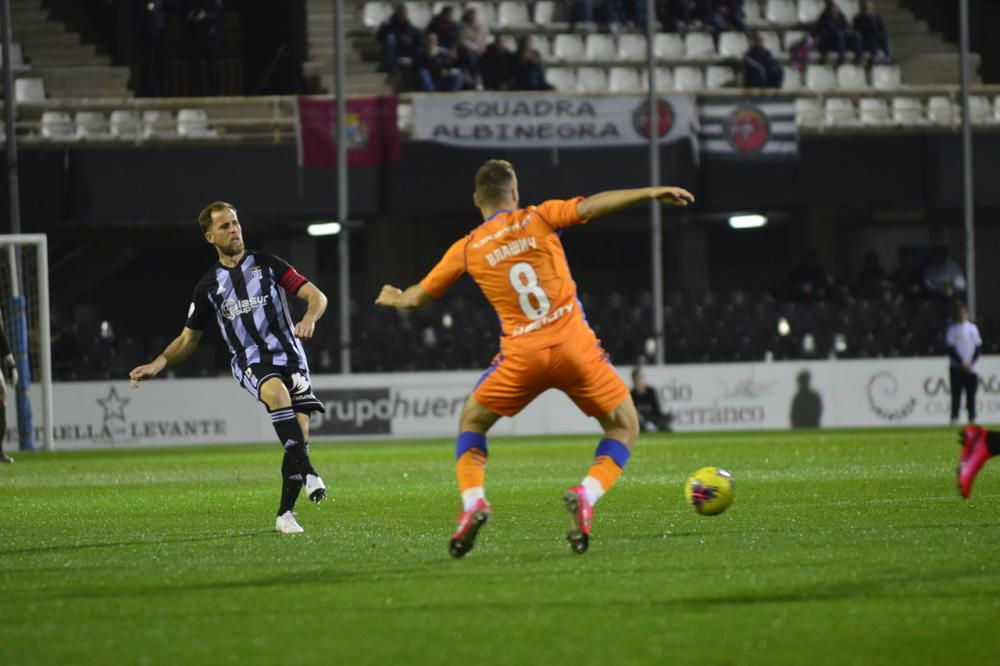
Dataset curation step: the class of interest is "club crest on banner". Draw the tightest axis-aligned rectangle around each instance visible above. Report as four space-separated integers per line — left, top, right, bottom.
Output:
632 98 675 139
725 105 771 154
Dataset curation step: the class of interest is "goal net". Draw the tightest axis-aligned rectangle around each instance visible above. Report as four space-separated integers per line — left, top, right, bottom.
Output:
0 235 53 451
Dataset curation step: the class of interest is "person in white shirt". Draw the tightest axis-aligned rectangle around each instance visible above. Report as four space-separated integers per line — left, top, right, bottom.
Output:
924 247 966 298
946 302 982 425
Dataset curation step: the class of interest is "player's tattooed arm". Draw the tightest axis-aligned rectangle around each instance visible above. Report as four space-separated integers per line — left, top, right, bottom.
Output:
128 327 203 388
577 186 694 219
294 282 328 340
375 284 434 311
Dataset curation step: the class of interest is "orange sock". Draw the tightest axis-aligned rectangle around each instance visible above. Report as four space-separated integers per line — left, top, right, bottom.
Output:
581 438 631 505
455 432 488 510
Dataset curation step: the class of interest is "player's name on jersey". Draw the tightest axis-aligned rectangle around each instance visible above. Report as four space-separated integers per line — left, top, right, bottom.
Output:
485 237 538 267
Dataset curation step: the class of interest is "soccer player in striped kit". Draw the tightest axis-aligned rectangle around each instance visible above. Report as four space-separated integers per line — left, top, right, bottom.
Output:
129 202 329 534
377 160 693 556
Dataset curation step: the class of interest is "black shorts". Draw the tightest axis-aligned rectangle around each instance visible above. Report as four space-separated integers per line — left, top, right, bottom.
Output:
236 363 325 415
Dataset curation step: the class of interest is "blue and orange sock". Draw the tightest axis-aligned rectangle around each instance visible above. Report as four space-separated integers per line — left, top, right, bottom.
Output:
581 438 631 505
456 432 488 511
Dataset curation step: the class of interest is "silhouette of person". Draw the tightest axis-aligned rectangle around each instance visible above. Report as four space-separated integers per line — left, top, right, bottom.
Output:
790 369 822 428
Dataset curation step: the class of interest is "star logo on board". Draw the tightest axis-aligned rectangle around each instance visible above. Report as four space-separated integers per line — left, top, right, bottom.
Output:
97 386 130 422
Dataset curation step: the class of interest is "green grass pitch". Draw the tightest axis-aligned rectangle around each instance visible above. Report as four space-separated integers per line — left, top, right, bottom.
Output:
1 429 998 665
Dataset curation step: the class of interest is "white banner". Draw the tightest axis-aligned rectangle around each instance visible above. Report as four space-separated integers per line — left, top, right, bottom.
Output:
10 357 998 449
411 93 697 148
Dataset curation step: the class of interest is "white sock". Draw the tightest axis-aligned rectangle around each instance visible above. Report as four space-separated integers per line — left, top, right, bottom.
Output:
581 476 605 506
462 487 486 511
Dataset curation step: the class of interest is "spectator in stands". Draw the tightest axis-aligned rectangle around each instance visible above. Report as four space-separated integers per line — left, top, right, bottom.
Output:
631 369 672 432
891 252 925 299
855 250 893 300
924 247 967 299
184 0 223 96
709 0 746 33
480 36 517 90
427 5 460 51
661 0 711 32
377 4 422 74
853 1 891 62
788 32 816 71
136 0 168 97
414 32 466 92
743 31 783 88
512 36 555 91
458 8 490 80
785 249 836 301
816 0 863 63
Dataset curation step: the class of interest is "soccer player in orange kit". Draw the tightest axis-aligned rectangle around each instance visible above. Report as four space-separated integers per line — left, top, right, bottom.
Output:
375 160 694 557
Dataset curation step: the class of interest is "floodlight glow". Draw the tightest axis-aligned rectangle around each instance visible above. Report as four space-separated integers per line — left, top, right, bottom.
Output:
728 214 768 229
307 222 342 236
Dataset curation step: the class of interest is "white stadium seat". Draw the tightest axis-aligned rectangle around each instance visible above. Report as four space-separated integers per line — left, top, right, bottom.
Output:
995 96 1000 123
871 64 901 90
684 32 717 59
14 77 45 102
40 111 73 139
759 31 781 54
783 29 808 51
706 65 736 88
805 64 836 89
744 0 766 26
654 33 684 59
654 67 673 91
718 31 749 58
608 67 645 93
576 67 608 93
585 34 617 61
463 1 496 27
927 96 953 125
970 96 993 125
75 111 110 140
765 0 797 24
840 0 860 19
617 34 647 62
142 110 177 139
825 98 859 126
404 2 431 29
798 0 825 23
553 34 585 61
795 98 824 126
529 34 552 59
781 66 803 90
177 108 217 138
673 66 705 91
545 67 577 92
891 97 923 125
109 110 140 139
859 98 891 125
362 1 392 28
532 0 564 25
497 1 531 27
836 63 868 88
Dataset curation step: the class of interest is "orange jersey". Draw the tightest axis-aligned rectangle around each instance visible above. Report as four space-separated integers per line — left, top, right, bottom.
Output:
420 198 597 355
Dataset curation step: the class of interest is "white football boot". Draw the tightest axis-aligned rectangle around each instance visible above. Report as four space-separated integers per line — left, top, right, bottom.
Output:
304 473 327 503
275 511 304 534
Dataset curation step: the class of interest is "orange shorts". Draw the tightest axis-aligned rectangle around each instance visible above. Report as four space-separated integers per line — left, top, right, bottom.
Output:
472 335 630 418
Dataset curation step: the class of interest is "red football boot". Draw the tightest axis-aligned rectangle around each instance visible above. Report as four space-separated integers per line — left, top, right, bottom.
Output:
958 425 991 499
448 498 491 558
564 485 594 555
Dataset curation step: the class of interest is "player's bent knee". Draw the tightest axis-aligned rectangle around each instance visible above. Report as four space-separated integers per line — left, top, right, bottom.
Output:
459 396 500 434
259 377 292 411
599 399 640 447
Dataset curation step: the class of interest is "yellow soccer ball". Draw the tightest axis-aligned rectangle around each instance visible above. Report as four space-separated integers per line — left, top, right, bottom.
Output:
685 467 735 516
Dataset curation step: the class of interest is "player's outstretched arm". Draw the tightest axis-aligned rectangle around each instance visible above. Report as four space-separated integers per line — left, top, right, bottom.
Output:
576 186 694 220
375 284 434 311
293 282 328 340
129 327 203 388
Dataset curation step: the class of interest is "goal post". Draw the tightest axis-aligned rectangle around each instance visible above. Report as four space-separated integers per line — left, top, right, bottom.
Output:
0 234 53 451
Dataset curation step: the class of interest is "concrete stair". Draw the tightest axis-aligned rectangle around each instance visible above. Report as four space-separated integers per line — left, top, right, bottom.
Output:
10 0 131 99
876 1 980 85
304 0 392 95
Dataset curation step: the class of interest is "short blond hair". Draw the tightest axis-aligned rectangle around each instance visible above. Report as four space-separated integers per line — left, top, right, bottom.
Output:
197 201 237 234
475 160 516 207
